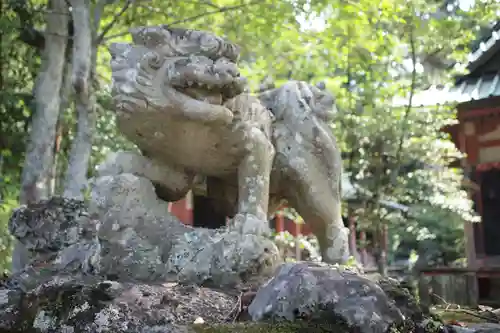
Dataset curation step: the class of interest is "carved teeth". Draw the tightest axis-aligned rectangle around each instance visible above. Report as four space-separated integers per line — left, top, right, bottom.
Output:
180 81 220 91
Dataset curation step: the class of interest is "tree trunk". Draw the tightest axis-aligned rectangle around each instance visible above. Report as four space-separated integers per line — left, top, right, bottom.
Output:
49 121 64 196
14 0 69 273
375 224 389 276
347 212 360 263
19 0 69 205
49 60 73 196
63 0 94 199
376 249 388 276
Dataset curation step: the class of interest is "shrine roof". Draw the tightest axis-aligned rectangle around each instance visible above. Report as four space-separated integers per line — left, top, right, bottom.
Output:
467 21 500 72
392 73 500 107
393 22 500 108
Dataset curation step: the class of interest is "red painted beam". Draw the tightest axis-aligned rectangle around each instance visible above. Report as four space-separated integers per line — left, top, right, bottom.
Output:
479 139 500 148
169 197 193 225
458 107 500 121
422 270 500 278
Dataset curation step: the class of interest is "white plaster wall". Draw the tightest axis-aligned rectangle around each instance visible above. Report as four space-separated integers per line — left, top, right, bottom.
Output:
479 146 500 163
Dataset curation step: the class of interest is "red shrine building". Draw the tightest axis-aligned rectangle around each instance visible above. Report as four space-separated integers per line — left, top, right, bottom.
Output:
443 23 500 305
168 192 313 236
402 22 500 304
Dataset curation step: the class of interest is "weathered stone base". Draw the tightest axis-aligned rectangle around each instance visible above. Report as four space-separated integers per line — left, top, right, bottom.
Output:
89 173 280 287
3 173 447 333
0 268 446 333
0 275 238 332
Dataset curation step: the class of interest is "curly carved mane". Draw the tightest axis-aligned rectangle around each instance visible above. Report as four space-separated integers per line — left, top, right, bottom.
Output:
109 26 246 115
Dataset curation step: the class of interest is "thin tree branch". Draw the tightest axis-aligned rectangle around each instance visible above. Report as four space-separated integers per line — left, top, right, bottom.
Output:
393 22 417 174
168 0 264 26
102 0 265 42
96 0 133 44
93 0 106 33
9 0 46 49
184 0 220 8
201 0 220 8
28 8 70 15
18 27 45 49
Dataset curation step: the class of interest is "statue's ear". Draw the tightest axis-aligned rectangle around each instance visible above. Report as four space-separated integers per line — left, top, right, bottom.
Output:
225 42 241 62
309 85 337 121
129 26 170 49
316 81 326 90
108 43 129 60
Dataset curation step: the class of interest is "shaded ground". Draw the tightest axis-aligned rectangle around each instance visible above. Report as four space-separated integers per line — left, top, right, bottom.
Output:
432 306 500 326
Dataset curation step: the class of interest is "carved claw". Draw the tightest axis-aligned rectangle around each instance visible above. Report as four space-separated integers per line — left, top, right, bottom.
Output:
229 213 272 236
210 105 234 126
163 86 234 126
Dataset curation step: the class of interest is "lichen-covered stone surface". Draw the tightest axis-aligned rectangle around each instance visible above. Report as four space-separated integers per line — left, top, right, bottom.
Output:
9 193 279 289
7 197 101 291
248 261 438 333
107 25 349 264
0 275 240 332
1 196 277 331
89 173 279 286
2 198 446 332
0 261 445 332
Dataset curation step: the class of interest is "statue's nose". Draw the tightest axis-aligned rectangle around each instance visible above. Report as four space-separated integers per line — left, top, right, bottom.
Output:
213 59 240 78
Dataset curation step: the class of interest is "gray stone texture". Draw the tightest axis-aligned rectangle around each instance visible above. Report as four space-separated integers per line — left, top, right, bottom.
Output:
107 25 348 264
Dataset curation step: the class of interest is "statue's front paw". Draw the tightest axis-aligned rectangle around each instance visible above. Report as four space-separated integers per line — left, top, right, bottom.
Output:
323 226 350 264
229 213 271 237
209 105 234 126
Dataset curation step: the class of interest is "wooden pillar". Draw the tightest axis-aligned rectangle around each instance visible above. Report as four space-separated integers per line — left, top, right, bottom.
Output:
474 169 486 257
276 213 284 233
382 224 388 256
459 127 478 267
295 222 302 261
466 272 479 307
348 215 360 262
418 273 431 308
463 120 479 164
464 221 478 267
458 120 479 305
169 191 193 225
360 231 368 266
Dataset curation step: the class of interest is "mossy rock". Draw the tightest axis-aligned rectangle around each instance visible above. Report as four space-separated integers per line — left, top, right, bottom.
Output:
190 318 445 333
190 321 350 333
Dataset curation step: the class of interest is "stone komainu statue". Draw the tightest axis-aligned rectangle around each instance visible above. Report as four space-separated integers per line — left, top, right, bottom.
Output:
104 25 349 264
